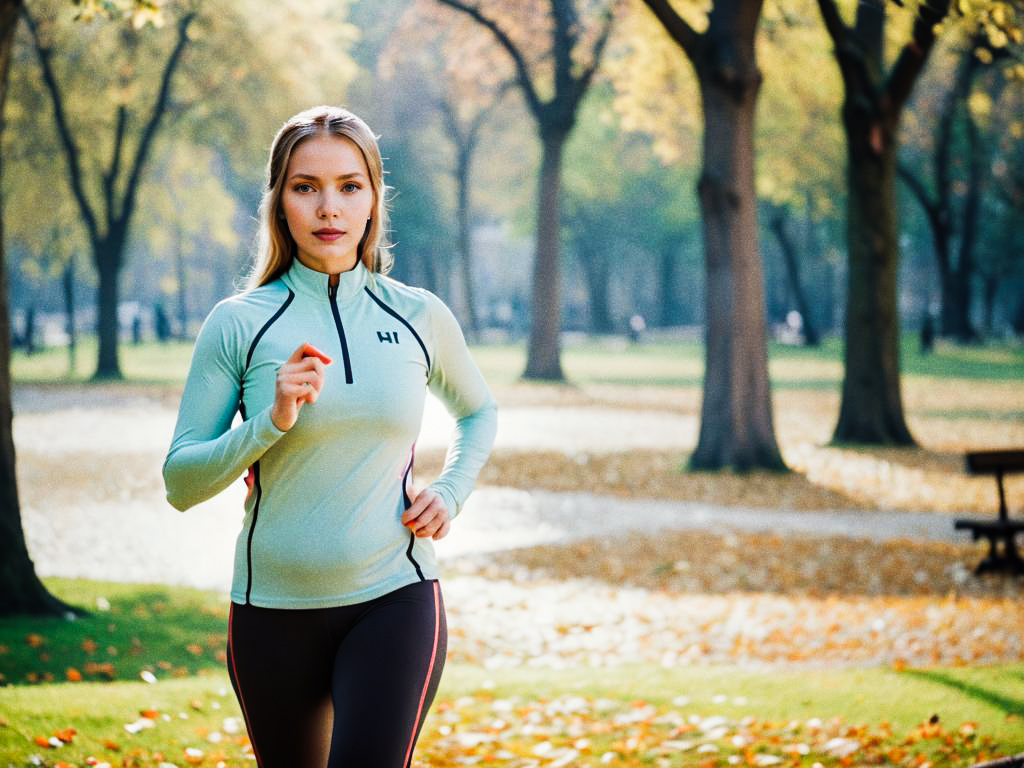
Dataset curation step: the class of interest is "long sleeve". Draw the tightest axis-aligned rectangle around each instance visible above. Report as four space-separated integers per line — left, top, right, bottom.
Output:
163 301 286 511
423 293 497 517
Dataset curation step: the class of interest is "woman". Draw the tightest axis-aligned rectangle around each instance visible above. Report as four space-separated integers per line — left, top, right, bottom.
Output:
163 105 497 767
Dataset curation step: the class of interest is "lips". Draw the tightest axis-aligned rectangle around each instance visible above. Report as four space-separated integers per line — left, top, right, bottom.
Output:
313 228 345 242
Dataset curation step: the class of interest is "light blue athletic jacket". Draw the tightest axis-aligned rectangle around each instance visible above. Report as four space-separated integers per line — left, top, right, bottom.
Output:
163 258 497 608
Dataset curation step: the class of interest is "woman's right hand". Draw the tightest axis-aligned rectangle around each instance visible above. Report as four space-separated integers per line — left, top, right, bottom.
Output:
271 343 332 431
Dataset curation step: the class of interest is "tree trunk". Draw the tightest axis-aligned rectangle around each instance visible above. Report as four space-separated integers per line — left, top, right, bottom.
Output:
455 142 479 336
833 113 915 444
94 238 123 379
981 273 997 336
523 128 567 380
950 100 984 343
656 240 677 327
63 259 76 375
769 208 820 346
577 242 614 333
690 23 785 471
176 228 188 340
0 0 81 617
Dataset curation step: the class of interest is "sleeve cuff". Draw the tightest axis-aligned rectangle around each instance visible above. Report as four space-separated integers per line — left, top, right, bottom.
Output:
253 406 287 445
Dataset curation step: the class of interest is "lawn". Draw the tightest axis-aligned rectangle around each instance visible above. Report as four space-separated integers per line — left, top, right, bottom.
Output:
1 580 1022 767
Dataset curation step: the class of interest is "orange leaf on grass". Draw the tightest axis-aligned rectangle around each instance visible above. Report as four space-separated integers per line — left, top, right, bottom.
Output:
66 667 83 682
25 633 45 648
54 728 77 743
34 735 54 748
186 643 204 656
140 709 159 719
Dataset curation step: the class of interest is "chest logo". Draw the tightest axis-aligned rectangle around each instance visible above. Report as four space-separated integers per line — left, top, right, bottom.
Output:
377 330 400 344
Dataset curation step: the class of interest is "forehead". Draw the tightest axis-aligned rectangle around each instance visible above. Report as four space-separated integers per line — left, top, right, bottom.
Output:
287 133 368 177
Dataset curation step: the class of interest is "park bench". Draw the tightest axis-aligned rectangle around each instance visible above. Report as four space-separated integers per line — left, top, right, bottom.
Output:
954 449 1024 576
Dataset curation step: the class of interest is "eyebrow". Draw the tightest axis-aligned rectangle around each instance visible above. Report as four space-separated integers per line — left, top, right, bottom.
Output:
288 172 366 182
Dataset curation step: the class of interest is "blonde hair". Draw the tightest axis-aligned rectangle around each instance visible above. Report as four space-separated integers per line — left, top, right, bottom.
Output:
248 106 391 288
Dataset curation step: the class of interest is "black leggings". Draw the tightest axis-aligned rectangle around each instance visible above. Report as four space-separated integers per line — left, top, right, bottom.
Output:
226 579 446 768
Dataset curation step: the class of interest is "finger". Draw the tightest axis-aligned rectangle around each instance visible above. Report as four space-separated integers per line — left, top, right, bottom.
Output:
277 370 325 392
402 491 434 525
285 342 332 366
432 519 451 541
286 342 311 364
416 512 447 538
300 343 332 365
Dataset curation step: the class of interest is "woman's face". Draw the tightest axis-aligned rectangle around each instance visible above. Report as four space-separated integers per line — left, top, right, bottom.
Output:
281 133 375 275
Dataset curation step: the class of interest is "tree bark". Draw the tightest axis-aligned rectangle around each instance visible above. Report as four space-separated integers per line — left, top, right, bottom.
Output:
0 0 81 617
690 26 785 470
524 129 568 378
817 0 949 445
834 117 914 443
94 235 124 378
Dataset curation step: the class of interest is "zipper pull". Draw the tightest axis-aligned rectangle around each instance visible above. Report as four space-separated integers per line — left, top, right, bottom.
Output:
327 273 339 299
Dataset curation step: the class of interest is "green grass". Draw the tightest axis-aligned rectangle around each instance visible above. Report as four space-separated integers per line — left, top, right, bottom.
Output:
1 580 1023 766
0 579 231 687
13 332 1023 389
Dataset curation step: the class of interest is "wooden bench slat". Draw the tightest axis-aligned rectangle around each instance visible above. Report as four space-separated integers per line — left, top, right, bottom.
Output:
965 449 1024 475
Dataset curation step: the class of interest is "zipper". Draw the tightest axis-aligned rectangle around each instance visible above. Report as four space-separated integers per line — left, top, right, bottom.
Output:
327 274 354 383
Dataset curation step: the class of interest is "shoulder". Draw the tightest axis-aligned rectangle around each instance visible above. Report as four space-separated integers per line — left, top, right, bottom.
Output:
367 273 452 321
196 281 293 347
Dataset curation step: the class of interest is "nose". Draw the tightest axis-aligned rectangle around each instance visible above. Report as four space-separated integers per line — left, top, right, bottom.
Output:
317 188 342 219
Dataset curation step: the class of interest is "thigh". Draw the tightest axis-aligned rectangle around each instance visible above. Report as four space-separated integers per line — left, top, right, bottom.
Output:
227 603 335 768
328 580 447 768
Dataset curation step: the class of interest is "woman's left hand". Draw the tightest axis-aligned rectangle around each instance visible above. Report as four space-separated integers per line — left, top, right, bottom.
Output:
402 489 451 540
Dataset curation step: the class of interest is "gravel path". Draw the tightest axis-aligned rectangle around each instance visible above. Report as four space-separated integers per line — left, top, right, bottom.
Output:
12 385 964 591
15 384 1022 669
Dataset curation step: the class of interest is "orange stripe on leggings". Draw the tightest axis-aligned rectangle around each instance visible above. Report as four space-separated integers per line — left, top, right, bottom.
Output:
403 580 440 768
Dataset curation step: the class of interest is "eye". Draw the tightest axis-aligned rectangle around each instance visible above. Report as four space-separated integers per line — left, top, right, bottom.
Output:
342 182 361 193
293 182 315 193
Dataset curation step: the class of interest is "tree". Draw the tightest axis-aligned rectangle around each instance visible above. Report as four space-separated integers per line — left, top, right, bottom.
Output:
379 10 515 335
22 2 194 378
432 0 618 380
900 17 1021 342
767 203 821 346
636 0 786 470
814 0 959 445
1 0 77 617
15 0 359 378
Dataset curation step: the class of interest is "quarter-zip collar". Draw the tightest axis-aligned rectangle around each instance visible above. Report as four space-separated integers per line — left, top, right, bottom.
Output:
282 256 368 302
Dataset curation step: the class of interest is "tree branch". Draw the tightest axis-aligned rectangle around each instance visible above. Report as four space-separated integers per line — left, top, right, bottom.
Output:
886 0 951 111
435 0 544 118
814 0 847 49
639 0 699 61
118 11 195 234
896 161 936 215
103 105 127 222
572 0 618 107
22 7 99 245
551 0 576 103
